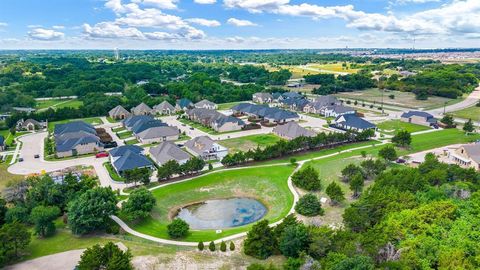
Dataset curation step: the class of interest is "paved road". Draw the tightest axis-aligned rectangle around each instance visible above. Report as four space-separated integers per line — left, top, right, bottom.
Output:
6 249 84 270
427 86 480 117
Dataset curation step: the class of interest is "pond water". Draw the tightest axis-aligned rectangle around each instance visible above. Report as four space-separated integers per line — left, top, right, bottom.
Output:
175 198 267 230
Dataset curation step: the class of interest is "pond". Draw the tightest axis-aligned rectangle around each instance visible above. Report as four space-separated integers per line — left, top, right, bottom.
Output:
175 198 267 230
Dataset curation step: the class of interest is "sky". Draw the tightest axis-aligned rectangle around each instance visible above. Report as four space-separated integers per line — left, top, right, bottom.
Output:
0 0 479 49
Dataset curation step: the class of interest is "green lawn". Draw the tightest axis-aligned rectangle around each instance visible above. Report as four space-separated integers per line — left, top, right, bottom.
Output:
112 126 126 133
104 162 125 182
128 165 295 242
0 159 24 191
125 138 139 145
220 134 283 153
377 120 431 135
54 99 83 109
117 131 133 139
451 106 480 121
48 117 103 132
217 101 246 110
178 118 242 135
36 99 83 110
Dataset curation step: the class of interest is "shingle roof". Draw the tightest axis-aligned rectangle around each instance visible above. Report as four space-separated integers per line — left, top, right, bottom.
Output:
123 115 154 129
273 122 316 139
137 126 179 140
131 119 167 134
131 103 152 115
185 136 223 156
401 111 435 119
177 98 193 109
109 145 143 158
55 130 102 152
232 103 299 121
213 115 245 127
194 99 216 108
282 92 303 99
335 114 376 130
314 95 340 107
109 105 129 116
326 105 355 114
54 121 96 136
113 150 152 173
153 101 175 112
149 141 190 165
253 92 273 99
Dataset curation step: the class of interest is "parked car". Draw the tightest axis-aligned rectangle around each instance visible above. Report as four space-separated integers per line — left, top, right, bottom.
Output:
18 157 24 162
96 152 109 158
34 154 40 159
104 141 118 148
396 158 406 164
189 127 194 130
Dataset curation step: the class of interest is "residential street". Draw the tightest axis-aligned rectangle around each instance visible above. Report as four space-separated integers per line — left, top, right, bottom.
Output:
427 85 480 117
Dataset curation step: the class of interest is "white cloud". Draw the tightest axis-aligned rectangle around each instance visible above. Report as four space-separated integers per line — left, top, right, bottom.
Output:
194 0 216 4
186 18 221 27
394 0 440 4
0 22 7 27
132 0 178 9
28 28 65 41
227 18 258 27
83 22 145 39
52 25 65 30
224 0 289 13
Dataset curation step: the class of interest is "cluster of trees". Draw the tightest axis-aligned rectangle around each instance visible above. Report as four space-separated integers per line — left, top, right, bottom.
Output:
226 65 292 85
309 73 376 95
77 242 133 270
157 157 206 181
340 159 387 198
244 153 480 269
221 130 374 166
198 240 235 252
121 188 156 221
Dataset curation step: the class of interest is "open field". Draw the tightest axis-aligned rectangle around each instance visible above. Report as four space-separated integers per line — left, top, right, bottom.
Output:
128 165 295 242
217 101 247 110
377 120 431 135
451 106 480 121
48 117 103 132
36 99 83 110
219 134 283 153
307 63 361 74
335 88 464 110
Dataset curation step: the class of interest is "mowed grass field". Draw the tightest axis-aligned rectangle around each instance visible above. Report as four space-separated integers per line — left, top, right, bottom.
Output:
377 120 431 135
451 106 480 121
128 165 295 242
335 88 464 110
36 99 83 110
220 133 283 153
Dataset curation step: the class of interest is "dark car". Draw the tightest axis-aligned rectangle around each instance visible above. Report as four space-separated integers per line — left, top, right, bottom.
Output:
34 154 40 159
18 157 24 162
189 127 194 130
104 141 118 149
396 158 407 164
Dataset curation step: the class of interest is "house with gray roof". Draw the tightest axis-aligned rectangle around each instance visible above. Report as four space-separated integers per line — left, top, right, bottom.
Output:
449 143 480 171
131 103 153 116
110 146 153 175
109 105 130 120
54 121 103 158
176 98 193 111
153 101 176 115
123 115 155 130
149 141 190 166
185 136 228 161
333 114 376 132
16 118 47 131
253 92 273 104
186 108 244 132
281 98 310 111
303 95 341 115
135 126 180 144
194 99 217 110
401 111 437 127
231 103 299 124
273 122 316 140
323 105 356 118
109 145 144 158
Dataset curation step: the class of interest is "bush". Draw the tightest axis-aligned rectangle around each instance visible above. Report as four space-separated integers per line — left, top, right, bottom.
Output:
220 241 227 252
291 166 322 191
121 187 156 221
208 241 216 251
208 163 213 170
229 241 235 251
198 241 204 251
167 218 189 239
295 194 324 216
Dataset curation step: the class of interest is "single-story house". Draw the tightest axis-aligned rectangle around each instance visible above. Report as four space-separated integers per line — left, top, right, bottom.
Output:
334 114 376 132
153 101 176 115
194 99 217 110
54 121 104 158
16 118 47 131
303 95 342 115
280 92 303 100
281 98 310 111
231 103 299 124
186 108 245 132
185 136 228 161
109 105 130 120
253 92 273 104
123 115 155 130
273 122 316 140
131 103 153 116
323 105 356 118
176 98 194 111
135 126 180 144
149 141 190 166
448 143 480 170
110 145 153 175
400 111 437 127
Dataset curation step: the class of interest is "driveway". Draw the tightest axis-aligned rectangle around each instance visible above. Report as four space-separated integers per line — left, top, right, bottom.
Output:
6 249 83 270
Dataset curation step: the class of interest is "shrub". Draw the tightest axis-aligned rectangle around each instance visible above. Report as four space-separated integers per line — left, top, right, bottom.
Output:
167 218 189 239
291 166 322 191
208 241 216 251
198 242 204 251
229 241 235 251
220 241 227 252
295 194 324 216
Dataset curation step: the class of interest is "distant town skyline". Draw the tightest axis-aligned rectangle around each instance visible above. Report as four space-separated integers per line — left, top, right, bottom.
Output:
0 0 479 49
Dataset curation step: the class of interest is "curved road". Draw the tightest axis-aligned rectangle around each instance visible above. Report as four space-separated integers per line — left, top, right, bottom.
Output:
427 85 480 117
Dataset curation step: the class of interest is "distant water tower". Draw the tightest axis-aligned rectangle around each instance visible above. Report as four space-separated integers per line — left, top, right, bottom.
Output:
113 48 120 60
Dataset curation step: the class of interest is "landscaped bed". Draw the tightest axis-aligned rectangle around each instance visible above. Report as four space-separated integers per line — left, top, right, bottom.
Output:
125 165 295 242
124 138 139 145
117 131 133 139
103 162 125 182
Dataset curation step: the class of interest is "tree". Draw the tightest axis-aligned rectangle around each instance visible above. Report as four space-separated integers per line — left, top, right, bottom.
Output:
5 205 29 223
209 241 216 251
325 182 345 205
77 242 133 270
123 168 151 186
167 218 189 239
198 241 204 251
360 159 386 179
30 205 60 237
157 160 180 180
121 188 156 221
291 166 322 191
230 241 235 251
25 175 65 209
392 130 411 148
379 146 397 162
463 119 475 133
220 241 227 252
332 255 374 270
278 223 310 258
441 115 456 128
350 173 365 198
0 198 6 226
295 194 324 216
0 221 30 258
244 220 277 259
68 187 117 235
341 164 364 183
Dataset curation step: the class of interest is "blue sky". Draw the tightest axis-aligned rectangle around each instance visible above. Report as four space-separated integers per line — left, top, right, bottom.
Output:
0 0 479 49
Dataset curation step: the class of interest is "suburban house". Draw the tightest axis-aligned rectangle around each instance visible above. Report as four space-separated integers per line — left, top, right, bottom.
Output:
0 136 5 151
153 101 176 115
123 115 155 130
280 92 303 100
280 98 310 111
232 103 299 124
253 92 273 103
303 95 341 115
135 126 180 144
186 108 245 132
273 122 316 140
448 144 480 170
333 114 376 132
323 105 356 118
401 111 438 127
149 141 190 166
54 121 104 158
185 136 228 161
176 98 194 111
108 105 130 120
131 103 153 116
109 145 153 175
16 118 47 131
194 99 217 110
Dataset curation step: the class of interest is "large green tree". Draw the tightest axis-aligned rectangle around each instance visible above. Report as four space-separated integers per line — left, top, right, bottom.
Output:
29 205 60 237
291 166 322 191
121 188 156 221
244 220 277 259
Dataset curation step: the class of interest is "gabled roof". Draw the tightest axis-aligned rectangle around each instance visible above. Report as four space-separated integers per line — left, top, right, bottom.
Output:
109 105 129 116
54 121 96 136
123 115 154 129
314 95 340 107
335 114 376 130
137 126 179 140
131 103 152 115
401 111 435 119
213 115 245 127
153 101 175 111
176 98 193 109
282 92 303 99
253 92 273 99
55 131 102 152
149 141 190 165
185 136 226 156
131 119 167 134
194 99 216 108
113 150 152 173
326 105 355 114
272 92 283 99
273 122 316 139
109 145 143 158
231 103 299 121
